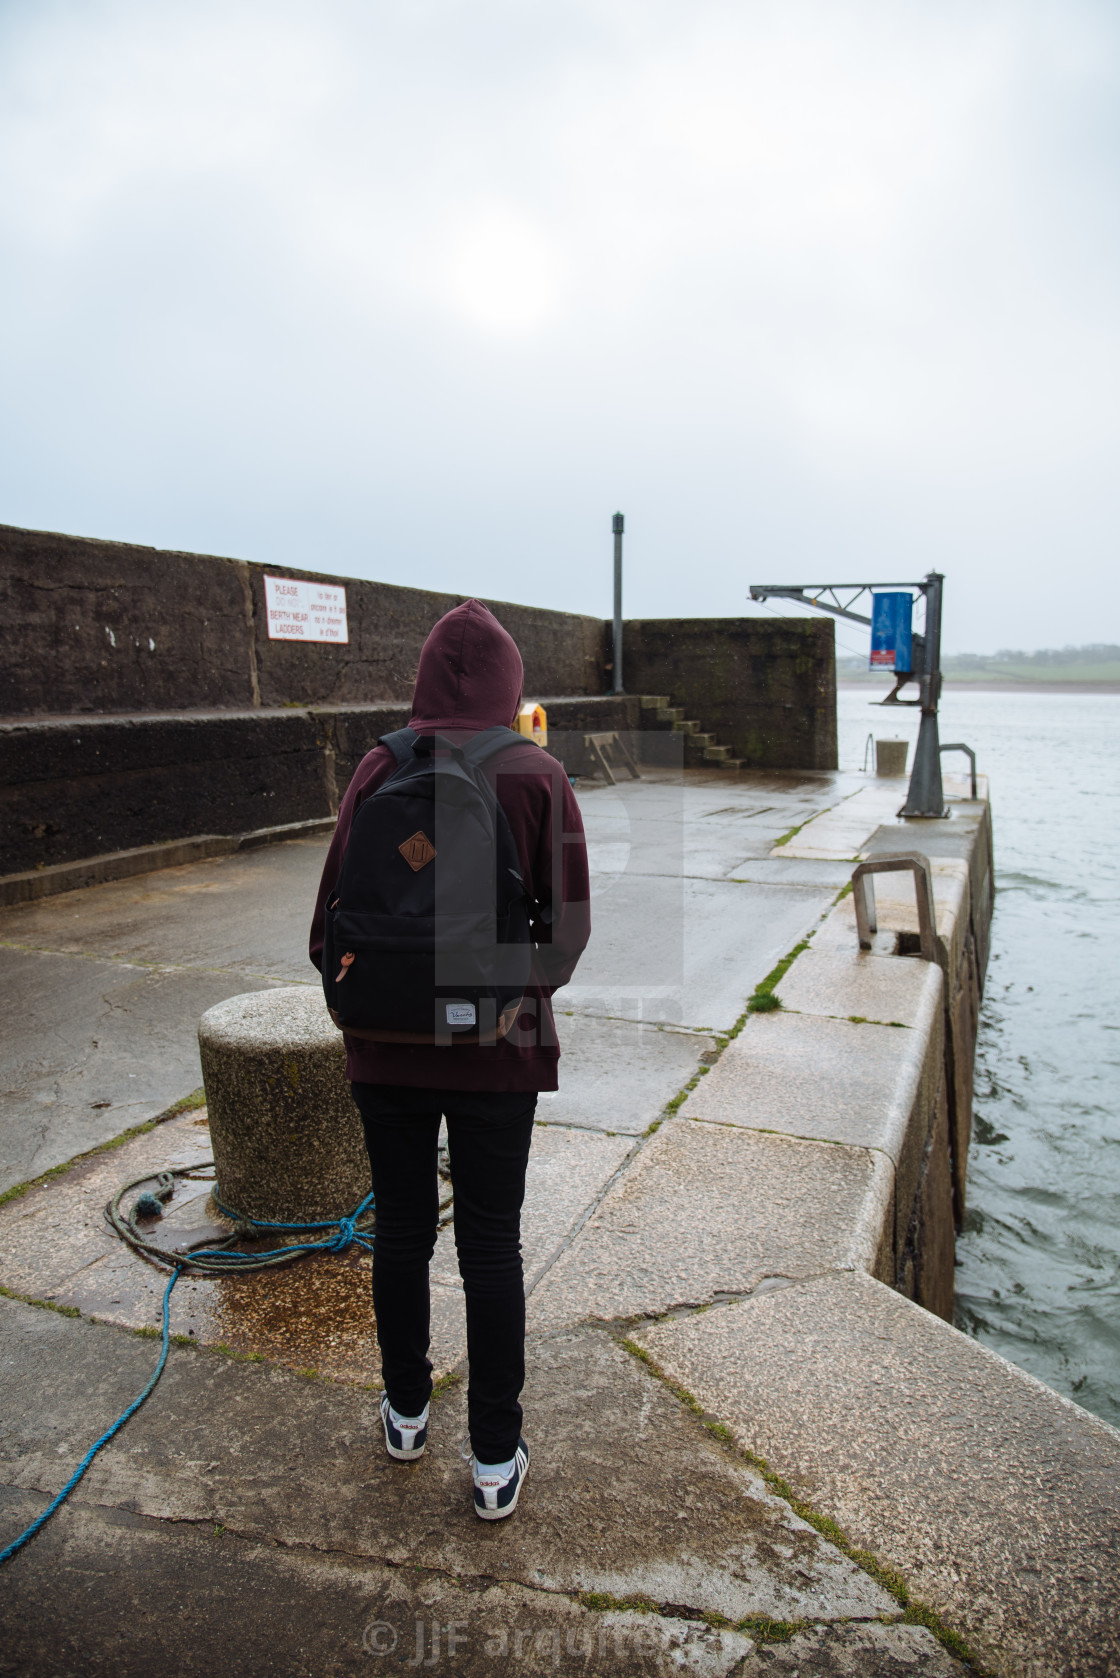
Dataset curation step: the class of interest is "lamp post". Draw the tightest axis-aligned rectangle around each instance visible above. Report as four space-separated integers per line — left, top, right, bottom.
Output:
612 512 624 694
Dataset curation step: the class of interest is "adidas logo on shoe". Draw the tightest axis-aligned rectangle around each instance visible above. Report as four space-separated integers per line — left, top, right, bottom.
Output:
380 1395 428 1461
463 1437 530 1520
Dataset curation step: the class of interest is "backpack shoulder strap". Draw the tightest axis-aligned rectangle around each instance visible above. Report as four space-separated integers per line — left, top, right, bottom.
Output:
459 726 527 768
378 728 418 767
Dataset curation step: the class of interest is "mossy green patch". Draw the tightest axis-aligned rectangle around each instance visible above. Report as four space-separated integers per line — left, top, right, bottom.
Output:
212 1343 267 1364
0 1283 81 1318
0 1088 207 1210
772 819 809 848
748 992 782 1013
745 939 810 1013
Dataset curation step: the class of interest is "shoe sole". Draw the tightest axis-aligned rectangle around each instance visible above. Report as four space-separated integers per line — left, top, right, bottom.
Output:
474 1454 529 1520
385 1438 426 1462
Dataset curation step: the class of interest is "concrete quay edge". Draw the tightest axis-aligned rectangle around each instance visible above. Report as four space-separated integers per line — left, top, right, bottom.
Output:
540 788 1120 1674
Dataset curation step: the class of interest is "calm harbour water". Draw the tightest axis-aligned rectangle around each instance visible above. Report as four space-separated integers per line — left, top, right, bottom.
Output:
837 686 1120 1428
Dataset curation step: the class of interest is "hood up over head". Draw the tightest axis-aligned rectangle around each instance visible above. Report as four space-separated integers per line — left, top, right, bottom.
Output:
408 599 524 733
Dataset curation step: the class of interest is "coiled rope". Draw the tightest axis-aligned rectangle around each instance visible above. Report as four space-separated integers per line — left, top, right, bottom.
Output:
105 1163 378 1272
0 1159 443 1568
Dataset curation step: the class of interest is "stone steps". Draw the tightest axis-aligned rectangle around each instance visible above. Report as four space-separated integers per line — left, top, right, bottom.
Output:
635 693 743 772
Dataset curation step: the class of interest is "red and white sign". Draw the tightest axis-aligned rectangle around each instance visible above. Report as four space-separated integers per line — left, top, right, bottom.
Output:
264 575 349 644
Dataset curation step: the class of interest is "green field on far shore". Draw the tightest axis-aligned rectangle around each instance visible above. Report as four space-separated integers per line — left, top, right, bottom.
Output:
837 645 1120 688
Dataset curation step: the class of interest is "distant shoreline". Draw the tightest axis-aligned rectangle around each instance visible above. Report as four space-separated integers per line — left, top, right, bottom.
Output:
837 679 1120 694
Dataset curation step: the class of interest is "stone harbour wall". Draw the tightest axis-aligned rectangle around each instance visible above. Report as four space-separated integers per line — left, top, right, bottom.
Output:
0 697 650 888
1 522 837 882
624 615 838 770
0 522 609 716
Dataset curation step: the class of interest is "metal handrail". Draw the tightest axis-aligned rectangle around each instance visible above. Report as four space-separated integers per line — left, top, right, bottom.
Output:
851 852 937 961
939 742 977 799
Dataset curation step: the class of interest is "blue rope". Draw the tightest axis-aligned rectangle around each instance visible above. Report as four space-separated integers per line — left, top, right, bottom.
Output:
0 1187 377 1568
204 1192 377 1261
0 1266 180 1568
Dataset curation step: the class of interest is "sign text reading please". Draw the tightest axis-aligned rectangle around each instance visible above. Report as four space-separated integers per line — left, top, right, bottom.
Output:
264 575 349 644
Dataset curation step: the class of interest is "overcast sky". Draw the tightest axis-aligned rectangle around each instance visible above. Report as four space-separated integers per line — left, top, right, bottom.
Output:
1 0 1117 653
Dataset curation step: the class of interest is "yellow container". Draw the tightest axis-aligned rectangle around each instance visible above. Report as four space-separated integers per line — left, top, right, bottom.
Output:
515 701 547 749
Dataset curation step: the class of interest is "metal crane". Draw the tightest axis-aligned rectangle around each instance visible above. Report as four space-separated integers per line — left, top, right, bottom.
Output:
748 572 946 818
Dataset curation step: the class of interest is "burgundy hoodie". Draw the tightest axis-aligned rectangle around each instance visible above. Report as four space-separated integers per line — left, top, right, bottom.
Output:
309 599 591 1091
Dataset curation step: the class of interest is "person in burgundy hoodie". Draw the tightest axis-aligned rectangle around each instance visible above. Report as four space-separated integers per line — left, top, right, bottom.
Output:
309 599 590 1519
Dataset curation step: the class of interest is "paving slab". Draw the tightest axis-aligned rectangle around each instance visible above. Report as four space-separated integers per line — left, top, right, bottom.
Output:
678 1009 928 1166
539 1012 716 1135
562 876 836 1031
736 1623 966 1675
774 786 907 860
0 1297 897 1634
775 945 942 1029
479 1120 634 1292
636 1270 1120 1678
0 945 285 1192
0 837 329 977
0 1495 757 1677
528 1118 892 1329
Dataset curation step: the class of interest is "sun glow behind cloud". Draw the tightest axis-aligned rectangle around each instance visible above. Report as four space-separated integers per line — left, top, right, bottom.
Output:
0 0 1118 646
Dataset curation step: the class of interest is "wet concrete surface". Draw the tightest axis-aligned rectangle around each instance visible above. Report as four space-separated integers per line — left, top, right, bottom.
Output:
569 776 844 1029
0 770 844 1188
0 945 283 1192
0 1296 914 1652
636 1270 1120 1678
0 837 324 1194
2 766 978 1675
0 1497 761 1678
0 1110 635 1384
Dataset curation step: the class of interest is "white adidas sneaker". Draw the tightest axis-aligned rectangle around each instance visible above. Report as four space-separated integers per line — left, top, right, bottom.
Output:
462 1436 530 1520
380 1395 428 1461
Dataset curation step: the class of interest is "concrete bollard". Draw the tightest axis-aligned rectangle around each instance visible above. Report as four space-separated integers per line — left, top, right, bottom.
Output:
198 986 371 1223
875 738 909 777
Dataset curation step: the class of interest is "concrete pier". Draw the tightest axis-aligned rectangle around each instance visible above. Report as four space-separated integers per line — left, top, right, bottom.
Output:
1 764 1117 1676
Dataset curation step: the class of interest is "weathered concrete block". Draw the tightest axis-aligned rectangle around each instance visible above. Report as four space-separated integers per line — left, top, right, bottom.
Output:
198 986 369 1222
774 943 941 1028
679 1007 930 1166
527 1117 893 1329
635 1270 1120 1678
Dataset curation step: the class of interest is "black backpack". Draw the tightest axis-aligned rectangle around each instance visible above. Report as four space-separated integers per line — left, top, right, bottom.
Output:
322 727 534 1044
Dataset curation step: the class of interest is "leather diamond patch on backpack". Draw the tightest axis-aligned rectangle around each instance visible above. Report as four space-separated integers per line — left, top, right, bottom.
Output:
398 830 437 872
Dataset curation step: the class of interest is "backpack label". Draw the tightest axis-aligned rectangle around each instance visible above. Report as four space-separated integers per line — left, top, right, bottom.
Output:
446 1002 477 1027
398 830 437 872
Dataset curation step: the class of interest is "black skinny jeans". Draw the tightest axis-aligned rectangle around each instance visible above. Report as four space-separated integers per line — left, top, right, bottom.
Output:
351 1084 536 1463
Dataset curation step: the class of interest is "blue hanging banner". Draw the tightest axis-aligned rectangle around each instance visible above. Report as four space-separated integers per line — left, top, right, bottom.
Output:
869 592 913 673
